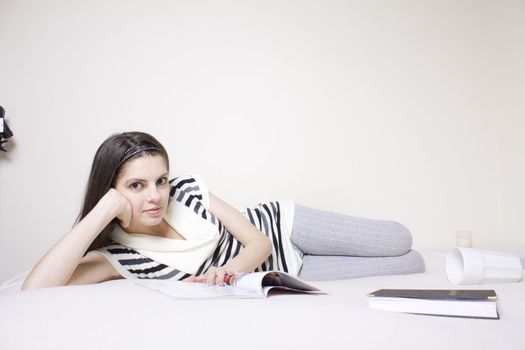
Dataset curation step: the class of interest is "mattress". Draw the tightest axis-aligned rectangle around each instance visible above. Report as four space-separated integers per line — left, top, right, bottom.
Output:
1 251 524 350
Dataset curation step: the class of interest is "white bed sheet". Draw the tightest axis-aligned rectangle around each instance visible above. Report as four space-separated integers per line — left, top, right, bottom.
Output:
1 251 524 350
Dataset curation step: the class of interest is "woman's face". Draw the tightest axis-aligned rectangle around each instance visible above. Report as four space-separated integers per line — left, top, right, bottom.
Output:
114 154 170 232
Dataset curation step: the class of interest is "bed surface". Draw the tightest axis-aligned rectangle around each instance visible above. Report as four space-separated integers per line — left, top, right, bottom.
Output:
1 251 524 350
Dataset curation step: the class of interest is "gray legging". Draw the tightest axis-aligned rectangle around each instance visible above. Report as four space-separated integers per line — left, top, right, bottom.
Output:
290 204 425 281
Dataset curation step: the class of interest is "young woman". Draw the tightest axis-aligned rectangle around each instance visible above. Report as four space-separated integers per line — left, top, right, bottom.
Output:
22 132 424 290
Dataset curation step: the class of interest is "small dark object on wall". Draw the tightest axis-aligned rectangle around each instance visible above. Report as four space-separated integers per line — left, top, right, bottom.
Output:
1 105 14 152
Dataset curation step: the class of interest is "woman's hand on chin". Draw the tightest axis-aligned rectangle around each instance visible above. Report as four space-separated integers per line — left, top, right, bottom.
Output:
102 188 133 228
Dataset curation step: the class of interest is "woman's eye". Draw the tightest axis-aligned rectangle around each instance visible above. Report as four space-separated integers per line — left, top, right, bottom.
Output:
130 182 143 190
157 177 168 186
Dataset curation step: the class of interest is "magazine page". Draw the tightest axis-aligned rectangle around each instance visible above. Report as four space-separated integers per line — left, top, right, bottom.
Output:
136 271 323 299
260 271 323 296
136 280 263 299
262 272 320 291
232 272 267 295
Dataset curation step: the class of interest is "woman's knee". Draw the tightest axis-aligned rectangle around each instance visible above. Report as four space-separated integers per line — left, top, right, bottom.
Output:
388 221 413 255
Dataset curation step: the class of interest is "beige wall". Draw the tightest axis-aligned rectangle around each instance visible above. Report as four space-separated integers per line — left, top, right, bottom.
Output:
0 0 523 282
489 0 525 249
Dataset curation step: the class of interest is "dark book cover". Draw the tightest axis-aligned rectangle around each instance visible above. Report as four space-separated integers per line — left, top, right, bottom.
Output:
367 289 497 301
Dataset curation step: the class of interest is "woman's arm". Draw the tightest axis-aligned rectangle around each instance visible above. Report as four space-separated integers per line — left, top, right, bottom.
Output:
196 192 272 285
21 189 131 290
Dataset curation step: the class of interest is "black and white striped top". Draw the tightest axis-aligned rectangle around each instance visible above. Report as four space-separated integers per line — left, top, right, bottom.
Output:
95 175 301 280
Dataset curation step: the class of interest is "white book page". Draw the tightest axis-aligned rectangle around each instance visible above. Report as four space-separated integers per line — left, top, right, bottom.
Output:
369 298 498 318
136 279 263 299
233 273 267 295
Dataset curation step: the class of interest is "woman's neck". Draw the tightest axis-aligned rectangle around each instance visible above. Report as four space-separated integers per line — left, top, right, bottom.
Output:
122 220 184 239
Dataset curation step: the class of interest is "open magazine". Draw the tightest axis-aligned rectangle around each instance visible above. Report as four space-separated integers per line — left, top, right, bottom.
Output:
136 271 324 299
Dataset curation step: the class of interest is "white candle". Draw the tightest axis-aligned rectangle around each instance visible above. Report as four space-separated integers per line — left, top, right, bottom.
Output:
455 231 473 248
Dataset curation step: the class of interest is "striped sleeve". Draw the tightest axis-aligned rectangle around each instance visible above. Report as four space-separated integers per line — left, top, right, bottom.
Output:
196 201 301 276
94 242 192 280
169 174 210 210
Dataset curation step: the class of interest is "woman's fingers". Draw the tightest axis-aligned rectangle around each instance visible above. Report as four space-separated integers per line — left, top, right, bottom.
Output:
206 267 217 285
118 194 133 228
185 267 238 286
119 201 132 228
105 188 133 228
215 269 226 286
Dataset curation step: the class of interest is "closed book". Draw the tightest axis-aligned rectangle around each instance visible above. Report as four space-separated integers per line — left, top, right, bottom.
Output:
367 289 499 319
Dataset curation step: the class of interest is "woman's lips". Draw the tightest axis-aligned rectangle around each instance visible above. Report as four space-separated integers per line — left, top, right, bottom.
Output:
144 207 162 217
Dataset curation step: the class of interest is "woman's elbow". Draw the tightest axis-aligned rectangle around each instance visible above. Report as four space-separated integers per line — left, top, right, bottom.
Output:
21 274 70 291
261 235 273 257
20 279 47 291
20 282 31 291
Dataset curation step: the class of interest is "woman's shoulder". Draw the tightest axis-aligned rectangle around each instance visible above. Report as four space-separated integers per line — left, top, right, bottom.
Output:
169 174 210 209
169 174 207 191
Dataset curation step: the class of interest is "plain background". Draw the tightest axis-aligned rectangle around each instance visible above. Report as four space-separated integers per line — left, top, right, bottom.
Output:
0 0 523 283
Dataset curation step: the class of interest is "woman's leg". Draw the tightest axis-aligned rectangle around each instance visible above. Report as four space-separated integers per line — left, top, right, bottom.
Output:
291 204 413 257
291 204 425 280
298 251 424 281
